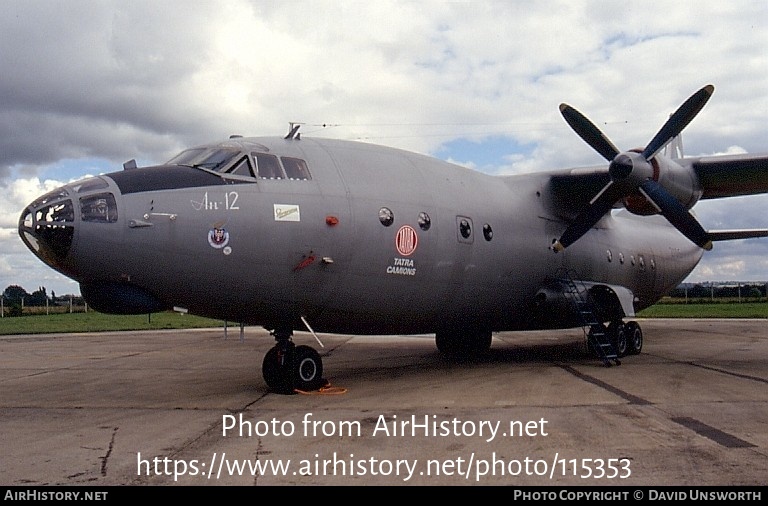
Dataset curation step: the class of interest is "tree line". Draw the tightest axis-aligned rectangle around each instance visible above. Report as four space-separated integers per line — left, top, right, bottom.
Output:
2 285 85 316
668 283 767 300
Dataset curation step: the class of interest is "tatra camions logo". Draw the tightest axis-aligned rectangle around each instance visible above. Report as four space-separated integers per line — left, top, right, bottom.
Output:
395 225 418 256
387 257 416 276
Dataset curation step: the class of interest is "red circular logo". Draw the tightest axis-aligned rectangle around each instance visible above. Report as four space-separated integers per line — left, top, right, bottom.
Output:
395 225 418 256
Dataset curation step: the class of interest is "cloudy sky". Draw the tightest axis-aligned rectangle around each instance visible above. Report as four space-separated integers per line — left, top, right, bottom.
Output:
2 0 767 297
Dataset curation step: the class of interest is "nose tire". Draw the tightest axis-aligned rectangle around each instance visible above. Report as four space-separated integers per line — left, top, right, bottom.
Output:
262 344 325 394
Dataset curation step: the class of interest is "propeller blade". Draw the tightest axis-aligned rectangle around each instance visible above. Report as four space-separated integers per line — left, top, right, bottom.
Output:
554 85 715 253
559 104 620 162
639 180 713 250
553 181 624 251
642 84 714 160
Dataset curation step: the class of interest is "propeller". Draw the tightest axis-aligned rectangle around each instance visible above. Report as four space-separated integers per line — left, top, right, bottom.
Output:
552 84 715 253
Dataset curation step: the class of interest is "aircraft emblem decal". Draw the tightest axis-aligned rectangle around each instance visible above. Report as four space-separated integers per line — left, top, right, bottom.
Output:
274 204 300 222
395 225 418 256
208 227 230 249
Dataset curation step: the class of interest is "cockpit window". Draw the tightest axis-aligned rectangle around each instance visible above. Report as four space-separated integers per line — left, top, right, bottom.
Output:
80 193 118 223
254 153 285 179
191 148 241 171
227 156 254 177
28 188 70 209
166 147 240 172
167 147 312 180
166 148 206 166
281 157 312 180
71 176 109 194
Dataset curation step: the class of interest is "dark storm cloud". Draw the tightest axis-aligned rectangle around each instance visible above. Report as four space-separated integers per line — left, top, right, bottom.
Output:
0 1 223 179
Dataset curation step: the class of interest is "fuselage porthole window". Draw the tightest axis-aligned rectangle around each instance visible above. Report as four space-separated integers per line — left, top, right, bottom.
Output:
458 217 472 241
379 207 394 227
483 223 493 241
418 212 431 231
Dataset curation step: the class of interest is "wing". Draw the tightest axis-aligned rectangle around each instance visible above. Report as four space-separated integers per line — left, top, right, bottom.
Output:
689 152 768 199
546 167 612 219
545 85 768 251
543 152 768 243
547 152 768 208
708 229 768 241
690 152 768 242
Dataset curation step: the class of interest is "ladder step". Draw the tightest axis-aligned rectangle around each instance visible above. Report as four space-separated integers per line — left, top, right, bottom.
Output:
559 269 620 366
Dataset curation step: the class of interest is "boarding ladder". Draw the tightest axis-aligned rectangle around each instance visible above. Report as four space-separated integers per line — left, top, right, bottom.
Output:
557 269 620 367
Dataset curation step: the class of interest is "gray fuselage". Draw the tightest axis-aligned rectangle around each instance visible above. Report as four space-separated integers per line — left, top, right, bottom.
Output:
19 136 702 335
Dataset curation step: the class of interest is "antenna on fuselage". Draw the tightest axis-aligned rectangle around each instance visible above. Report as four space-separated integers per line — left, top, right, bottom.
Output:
285 122 301 140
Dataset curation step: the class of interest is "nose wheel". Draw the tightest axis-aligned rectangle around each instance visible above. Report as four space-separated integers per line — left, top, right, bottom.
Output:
262 329 325 394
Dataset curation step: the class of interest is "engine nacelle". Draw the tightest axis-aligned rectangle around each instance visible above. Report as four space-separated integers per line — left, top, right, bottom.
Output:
531 283 627 330
623 154 703 216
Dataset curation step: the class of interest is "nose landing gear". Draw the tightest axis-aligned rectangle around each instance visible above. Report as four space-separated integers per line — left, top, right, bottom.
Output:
262 329 325 394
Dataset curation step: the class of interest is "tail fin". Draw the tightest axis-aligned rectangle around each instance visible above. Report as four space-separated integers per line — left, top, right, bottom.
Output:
664 134 684 158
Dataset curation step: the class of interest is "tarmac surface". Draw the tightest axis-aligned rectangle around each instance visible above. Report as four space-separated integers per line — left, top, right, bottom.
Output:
0 318 766 486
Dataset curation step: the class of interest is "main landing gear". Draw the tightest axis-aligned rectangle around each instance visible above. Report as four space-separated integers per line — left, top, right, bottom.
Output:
262 329 325 394
606 320 644 357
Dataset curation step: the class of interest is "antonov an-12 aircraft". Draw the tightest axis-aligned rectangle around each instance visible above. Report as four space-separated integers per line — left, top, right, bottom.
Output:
18 84 768 393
